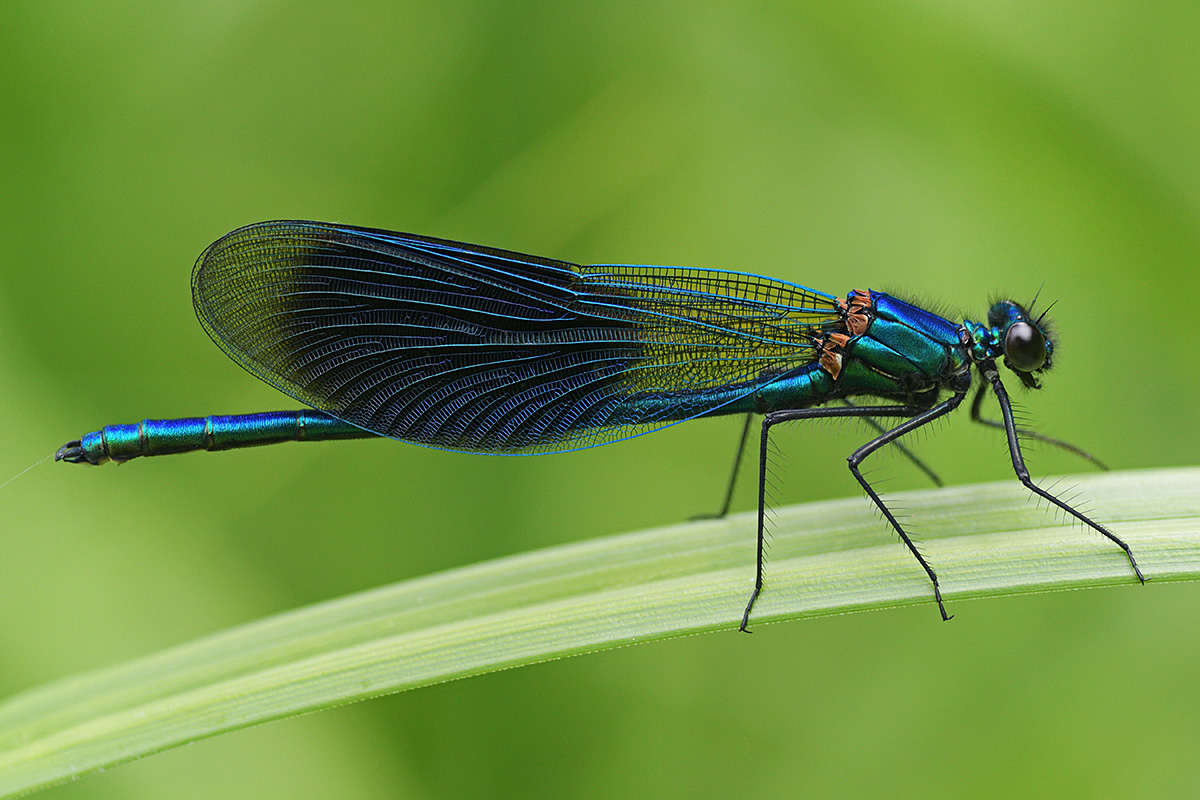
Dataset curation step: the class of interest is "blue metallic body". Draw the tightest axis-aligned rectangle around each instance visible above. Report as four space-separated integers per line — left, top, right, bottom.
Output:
79 411 363 464
66 289 974 464
56 221 1139 628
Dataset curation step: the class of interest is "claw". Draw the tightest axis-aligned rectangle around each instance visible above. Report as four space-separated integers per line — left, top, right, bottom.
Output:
55 441 88 464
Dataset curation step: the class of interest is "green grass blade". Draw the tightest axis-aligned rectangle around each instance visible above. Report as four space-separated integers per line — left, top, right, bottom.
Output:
0 467 1196 796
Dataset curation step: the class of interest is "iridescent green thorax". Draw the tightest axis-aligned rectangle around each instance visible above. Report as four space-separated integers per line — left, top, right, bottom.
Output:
770 290 975 412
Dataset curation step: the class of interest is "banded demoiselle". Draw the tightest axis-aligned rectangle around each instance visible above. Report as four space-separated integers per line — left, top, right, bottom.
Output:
56 220 1144 629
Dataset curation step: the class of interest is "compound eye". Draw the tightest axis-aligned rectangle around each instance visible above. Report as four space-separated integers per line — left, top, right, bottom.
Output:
1004 321 1046 372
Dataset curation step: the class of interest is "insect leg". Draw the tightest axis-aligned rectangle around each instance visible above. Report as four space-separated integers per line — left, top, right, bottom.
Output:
844 391 967 622
692 413 753 520
843 399 943 487
969 382 1109 470
740 402 930 632
979 362 1144 582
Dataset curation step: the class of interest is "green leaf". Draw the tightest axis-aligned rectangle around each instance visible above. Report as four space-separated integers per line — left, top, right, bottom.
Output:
0 467 1196 797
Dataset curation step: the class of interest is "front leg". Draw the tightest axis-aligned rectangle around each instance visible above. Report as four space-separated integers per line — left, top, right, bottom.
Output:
969 382 1108 470
980 362 1144 583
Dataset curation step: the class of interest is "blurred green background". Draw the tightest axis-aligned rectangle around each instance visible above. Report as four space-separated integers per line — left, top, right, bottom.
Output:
2 1 1199 797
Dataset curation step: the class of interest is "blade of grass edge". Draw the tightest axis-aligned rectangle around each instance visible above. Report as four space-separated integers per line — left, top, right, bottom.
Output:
0 467 1196 797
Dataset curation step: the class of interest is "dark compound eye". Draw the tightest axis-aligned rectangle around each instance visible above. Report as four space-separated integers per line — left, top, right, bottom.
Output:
1004 321 1046 372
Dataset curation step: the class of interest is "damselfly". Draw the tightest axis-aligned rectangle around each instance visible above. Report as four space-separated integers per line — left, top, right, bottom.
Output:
56 221 1143 628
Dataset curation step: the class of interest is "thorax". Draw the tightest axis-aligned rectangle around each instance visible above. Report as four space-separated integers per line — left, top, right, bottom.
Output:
813 290 972 405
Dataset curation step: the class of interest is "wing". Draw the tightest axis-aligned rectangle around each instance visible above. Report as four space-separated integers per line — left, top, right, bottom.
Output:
192 220 839 453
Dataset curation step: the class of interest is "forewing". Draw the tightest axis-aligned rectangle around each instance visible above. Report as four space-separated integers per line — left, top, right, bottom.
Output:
192 220 838 453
